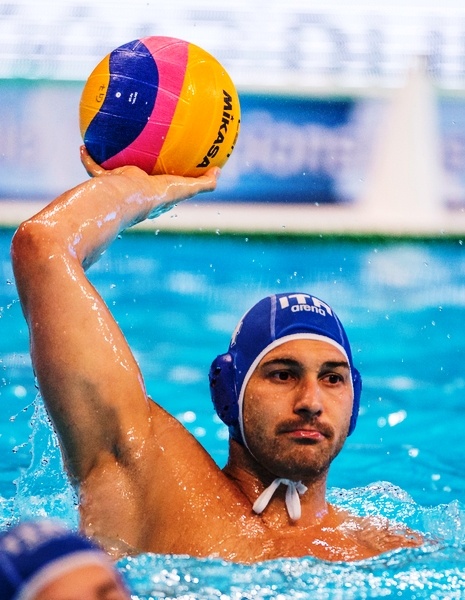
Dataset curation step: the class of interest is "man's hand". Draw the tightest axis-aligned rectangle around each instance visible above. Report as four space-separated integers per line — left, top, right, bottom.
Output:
80 145 220 219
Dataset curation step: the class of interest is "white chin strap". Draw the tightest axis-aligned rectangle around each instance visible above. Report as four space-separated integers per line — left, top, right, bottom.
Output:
252 478 308 521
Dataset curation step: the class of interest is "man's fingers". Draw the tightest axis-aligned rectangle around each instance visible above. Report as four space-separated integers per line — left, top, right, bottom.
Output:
80 146 106 178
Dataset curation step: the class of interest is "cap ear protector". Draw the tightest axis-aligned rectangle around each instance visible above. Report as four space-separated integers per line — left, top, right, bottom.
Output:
209 352 242 442
209 351 362 444
349 366 362 435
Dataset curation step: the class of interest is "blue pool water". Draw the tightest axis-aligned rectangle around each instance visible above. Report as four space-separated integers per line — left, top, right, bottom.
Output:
1 228 465 598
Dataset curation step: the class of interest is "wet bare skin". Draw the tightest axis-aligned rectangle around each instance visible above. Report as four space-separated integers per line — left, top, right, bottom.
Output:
80 428 421 563
78 340 421 563
11 150 422 564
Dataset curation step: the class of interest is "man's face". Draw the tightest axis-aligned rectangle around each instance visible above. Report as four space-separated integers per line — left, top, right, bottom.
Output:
34 563 130 600
242 338 353 482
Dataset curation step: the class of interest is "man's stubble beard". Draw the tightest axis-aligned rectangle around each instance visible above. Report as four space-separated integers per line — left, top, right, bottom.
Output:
244 425 349 483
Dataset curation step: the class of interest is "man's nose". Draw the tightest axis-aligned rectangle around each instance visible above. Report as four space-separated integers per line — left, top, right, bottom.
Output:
293 376 323 417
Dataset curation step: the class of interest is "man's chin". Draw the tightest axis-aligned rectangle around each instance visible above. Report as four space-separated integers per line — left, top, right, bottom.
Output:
248 435 346 481
268 456 333 482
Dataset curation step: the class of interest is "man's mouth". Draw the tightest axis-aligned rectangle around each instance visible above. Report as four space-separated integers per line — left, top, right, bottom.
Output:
278 422 333 442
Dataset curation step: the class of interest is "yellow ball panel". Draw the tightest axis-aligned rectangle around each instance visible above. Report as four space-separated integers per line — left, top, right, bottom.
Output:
79 55 111 137
154 43 240 176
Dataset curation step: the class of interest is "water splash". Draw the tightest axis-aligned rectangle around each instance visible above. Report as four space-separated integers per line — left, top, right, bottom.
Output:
117 544 465 599
8 397 78 530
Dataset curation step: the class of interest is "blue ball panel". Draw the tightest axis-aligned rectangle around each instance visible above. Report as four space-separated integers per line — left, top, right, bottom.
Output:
84 40 159 164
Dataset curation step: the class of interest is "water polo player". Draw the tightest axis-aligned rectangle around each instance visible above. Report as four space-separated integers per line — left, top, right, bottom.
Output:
11 148 421 562
0 520 130 600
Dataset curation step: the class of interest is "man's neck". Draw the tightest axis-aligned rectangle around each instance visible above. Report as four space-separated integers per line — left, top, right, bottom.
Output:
223 440 330 528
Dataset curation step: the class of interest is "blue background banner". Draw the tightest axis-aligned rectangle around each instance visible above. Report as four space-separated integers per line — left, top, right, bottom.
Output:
0 81 464 209
0 82 383 205
210 94 378 204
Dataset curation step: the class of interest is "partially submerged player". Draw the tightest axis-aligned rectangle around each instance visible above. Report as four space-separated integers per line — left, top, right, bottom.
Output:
0 520 130 600
10 148 422 562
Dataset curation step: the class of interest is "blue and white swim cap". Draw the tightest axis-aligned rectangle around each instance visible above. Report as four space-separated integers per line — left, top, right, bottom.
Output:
0 520 115 600
209 292 361 445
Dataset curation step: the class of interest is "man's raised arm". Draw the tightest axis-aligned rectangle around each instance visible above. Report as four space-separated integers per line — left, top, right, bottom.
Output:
10 148 219 485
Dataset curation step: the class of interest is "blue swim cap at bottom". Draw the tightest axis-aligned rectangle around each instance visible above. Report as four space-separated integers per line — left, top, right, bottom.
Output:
0 520 114 600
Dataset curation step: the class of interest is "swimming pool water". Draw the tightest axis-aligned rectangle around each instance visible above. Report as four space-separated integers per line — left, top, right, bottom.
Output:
1 228 465 598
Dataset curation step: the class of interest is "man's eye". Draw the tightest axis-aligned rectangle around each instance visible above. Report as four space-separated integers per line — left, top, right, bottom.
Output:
324 373 344 384
270 370 292 381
